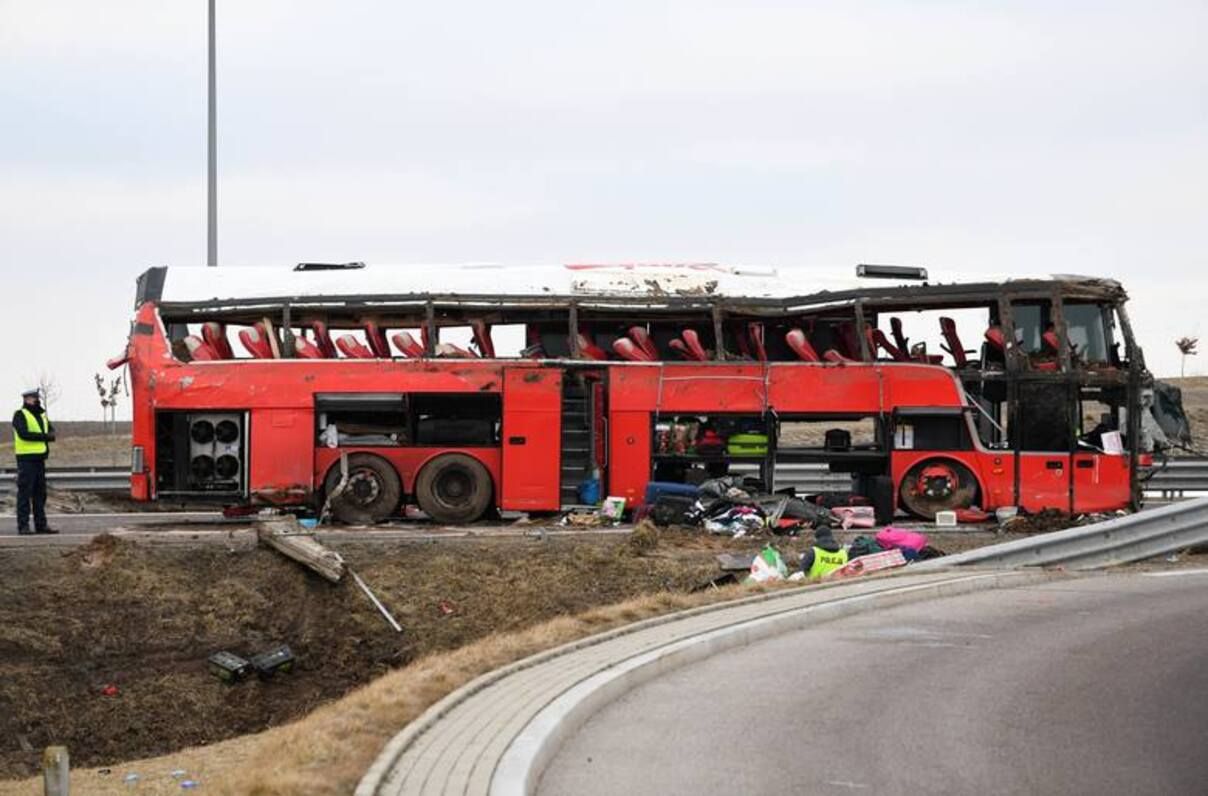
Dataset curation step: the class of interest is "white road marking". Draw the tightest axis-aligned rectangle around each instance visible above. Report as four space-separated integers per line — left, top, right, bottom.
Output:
825 780 869 790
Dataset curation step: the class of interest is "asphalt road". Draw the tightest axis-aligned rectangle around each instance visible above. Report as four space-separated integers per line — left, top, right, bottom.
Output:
540 571 1208 796
0 511 226 535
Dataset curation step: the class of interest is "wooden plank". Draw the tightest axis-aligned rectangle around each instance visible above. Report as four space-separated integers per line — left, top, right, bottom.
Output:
257 517 346 583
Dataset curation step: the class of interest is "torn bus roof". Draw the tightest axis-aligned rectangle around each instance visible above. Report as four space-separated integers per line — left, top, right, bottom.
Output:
138 263 1128 318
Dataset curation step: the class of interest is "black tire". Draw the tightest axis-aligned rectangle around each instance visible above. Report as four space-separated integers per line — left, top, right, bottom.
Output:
323 453 402 525
899 459 978 519
868 474 895 525
414 453 493 524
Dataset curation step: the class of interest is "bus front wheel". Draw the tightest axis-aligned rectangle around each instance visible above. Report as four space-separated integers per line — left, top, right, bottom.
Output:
414 453 493 524
899 459 978 519
323 453 402 525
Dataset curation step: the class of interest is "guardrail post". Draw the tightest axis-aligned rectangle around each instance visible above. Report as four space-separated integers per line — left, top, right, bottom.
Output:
42 746 69 796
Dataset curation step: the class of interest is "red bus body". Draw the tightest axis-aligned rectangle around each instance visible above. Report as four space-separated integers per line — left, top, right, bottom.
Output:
123 261 1144 523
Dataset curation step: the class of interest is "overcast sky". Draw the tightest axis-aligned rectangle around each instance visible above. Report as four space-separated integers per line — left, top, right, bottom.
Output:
2 0 1205 419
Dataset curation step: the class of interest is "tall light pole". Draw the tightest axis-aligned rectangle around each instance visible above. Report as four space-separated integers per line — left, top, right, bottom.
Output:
207 0 217 266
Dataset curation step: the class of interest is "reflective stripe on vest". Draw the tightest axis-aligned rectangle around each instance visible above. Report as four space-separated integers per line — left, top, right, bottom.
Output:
807 546 848 579
13 409 49 456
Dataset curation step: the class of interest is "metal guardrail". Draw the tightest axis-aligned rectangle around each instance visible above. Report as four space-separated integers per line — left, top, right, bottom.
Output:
3 458 1208 496
0 466 129 493
927 495 1208 570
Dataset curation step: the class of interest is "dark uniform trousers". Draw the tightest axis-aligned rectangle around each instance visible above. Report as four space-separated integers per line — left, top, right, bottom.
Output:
16 457 48 531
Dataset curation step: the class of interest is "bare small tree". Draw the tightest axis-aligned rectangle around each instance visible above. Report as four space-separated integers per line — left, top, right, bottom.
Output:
93 373 123 434
34 372 61 411
1176 336 1199 379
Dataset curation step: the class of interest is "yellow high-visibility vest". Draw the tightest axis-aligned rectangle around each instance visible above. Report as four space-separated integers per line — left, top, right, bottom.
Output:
13 409 50 456
808 546 848 579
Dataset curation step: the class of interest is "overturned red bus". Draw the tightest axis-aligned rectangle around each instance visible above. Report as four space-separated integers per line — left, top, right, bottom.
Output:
116 262 1170 524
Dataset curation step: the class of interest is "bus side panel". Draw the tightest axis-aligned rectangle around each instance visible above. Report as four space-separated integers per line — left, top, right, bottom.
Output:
501 368 562 511
1072 452 1131 513
608 410 651 508
249 408 315 504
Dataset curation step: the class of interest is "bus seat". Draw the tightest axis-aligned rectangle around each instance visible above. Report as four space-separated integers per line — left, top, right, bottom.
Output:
939 317 975 367
201 322 234 359
309 321 338 358
890 317 910 353
335 335 374 359
471 320 495 358
869 327 908 361
293 336 324 359
364 322 391 358
613 338 653 361
628 326 658 359
823 349 853 363
668 339 692 359
391 331 425 358
747 322 767 362
785 328 820 362
1033 359 1059 372
183 335 221 361
682 329 708 360
574 333 609 360
239 325 275 359
436 342 476 358
1042 328 1061 354
984 326 1006 352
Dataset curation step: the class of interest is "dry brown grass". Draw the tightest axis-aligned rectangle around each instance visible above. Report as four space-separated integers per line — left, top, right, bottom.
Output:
0 583 786 796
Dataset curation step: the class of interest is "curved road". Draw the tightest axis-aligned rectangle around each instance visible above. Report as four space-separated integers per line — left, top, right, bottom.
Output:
540 570 1208 795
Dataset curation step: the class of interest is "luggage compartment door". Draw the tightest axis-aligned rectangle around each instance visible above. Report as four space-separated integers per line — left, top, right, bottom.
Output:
501 368 563 511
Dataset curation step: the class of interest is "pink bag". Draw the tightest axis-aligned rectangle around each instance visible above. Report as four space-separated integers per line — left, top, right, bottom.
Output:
875 527 928 553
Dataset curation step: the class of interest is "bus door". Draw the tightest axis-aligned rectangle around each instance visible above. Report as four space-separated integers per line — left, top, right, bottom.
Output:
501 367 563 511
1011 382 1072 512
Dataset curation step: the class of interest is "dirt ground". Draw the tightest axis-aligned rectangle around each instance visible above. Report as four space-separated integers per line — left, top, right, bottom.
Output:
0 527 883 779
0 431 130 468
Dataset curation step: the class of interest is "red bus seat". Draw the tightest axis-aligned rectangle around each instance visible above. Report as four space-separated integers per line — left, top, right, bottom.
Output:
293 336 324 359
682 329 708 360
239 325 275 359
868 327 908 361
823 349 852 363
890 317 910 354
984 326 1006 352
939 316 975 367
613 338 653 361
364 322 391 358
309 321 338 358
574 333 609 360
336 335 374 359
785 328 820 362
184 335 221 361
201 322 234 359
436 342 476 358
472 320 495 358
627 326 658 359
746 322 767 362
391 331 425 358
1042 328 1061 354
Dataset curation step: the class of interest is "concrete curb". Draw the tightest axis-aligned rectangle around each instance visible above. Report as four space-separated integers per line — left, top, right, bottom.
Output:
357 568 1056 795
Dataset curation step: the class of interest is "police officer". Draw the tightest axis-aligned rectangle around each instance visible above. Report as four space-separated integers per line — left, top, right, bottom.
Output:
12 388 57 535
800 526 848 580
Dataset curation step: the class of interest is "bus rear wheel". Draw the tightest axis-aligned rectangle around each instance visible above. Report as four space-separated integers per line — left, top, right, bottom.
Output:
323 453 402 525
899 459 977 519
414 453 493 524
